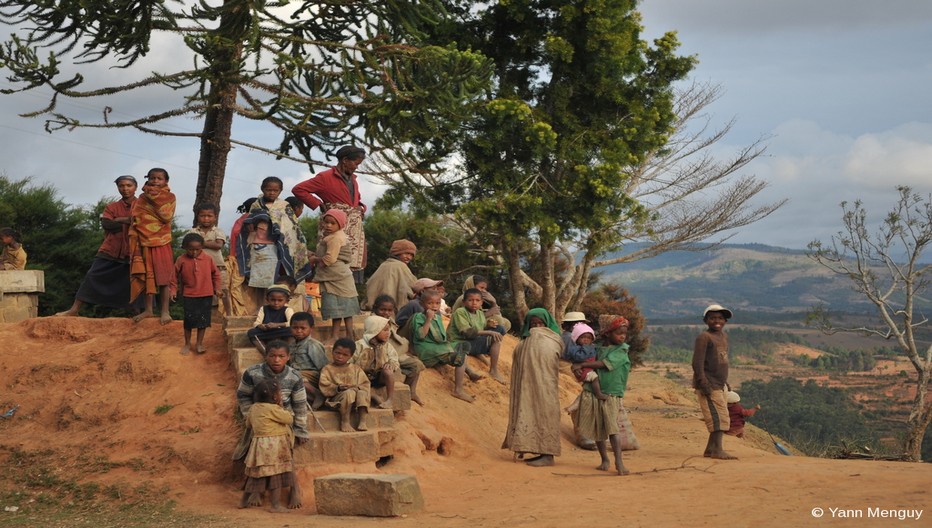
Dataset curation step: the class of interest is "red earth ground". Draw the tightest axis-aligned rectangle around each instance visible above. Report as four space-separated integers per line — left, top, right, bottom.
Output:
0 317 928 527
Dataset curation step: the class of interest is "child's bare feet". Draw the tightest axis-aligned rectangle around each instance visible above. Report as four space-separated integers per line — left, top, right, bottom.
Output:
288 483 303 509
615 462 630 475
238 493 251 509
410 394 424 406
708 450 738 460
340 421 354 433
159 313 172 325
179 344 191 356
489 370 506 385
245 492 262 507
596 460 610 471
377 400 393 410
132 310 154 323
356 420 368 431
196 345 207 354
452 390 475 403
54 308 79 317
466 368 484 382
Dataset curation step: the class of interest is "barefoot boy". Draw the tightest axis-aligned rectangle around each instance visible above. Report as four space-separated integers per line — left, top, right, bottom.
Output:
287 312 329 409
692 304 737 460
319 338 370 432
447 288 505 384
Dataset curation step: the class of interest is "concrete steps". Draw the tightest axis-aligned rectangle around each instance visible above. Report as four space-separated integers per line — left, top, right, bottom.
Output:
224 311 406 465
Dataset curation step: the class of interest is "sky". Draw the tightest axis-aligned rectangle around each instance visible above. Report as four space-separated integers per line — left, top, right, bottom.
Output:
1 1 931 249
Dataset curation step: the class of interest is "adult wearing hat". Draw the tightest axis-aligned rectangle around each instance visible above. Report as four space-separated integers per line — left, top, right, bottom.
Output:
57 176 143 316
292 146 368 283
365 239 418 310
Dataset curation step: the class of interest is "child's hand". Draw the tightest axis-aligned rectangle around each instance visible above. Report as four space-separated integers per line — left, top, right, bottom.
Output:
170 293 177 302
485 331 502 342
425 309 436 319
216 291 224 299
755 404 762 410
571 363 583 376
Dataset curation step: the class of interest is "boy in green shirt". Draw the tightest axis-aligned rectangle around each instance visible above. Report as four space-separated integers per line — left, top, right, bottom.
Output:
447 288 505 384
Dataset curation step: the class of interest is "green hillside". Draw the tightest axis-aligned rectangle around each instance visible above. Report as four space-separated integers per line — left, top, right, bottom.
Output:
598 243 928 321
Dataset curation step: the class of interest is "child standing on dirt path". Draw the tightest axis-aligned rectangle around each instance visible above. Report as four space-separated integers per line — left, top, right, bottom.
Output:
573 316 634 475
171 233 221 355
692 303 737 460
239 378 301 513
187 203 231 316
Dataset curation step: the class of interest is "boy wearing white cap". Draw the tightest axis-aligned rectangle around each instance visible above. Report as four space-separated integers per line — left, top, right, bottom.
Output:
692 304 737 460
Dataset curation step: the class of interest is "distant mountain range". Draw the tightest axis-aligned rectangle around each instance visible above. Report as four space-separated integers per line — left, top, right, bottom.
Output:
596 243 931 322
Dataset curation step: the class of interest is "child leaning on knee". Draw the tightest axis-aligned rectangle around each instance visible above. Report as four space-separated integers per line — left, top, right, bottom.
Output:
0 227 26 270
319 338 371 433
447 288 505 384
171 233 222 355
372 294 426 406
247 286 295 354
239 377 300 513
411 290 479 403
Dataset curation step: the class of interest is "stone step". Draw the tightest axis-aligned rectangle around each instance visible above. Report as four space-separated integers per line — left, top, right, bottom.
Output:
296 428 396 465
222 315 254 331
372 383 412 412
231 347 264 376
308 407 395 432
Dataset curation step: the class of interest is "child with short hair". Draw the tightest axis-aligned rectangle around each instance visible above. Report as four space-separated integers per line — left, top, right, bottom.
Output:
365 239 418 311
726 390 760 438
412 290 480 403
238 378 298 513
0 228 26 270
451 275 511 333
129 168 176 325
247 287 295 354
171 233 221 355
287 311 328 409
188 202 231 316
448 288 505 384
309 209 360 340
319 338 370 432
372 294 426 406
692 303 736 460
572 316 634 475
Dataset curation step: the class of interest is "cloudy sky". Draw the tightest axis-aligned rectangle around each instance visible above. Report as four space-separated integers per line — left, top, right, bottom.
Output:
1 0 931 249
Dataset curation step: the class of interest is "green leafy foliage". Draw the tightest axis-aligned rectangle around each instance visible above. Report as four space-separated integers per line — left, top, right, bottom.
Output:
0 176 103 315
739 377 877 457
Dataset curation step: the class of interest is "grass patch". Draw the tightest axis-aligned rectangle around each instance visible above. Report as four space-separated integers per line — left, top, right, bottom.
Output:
0 448 224 527
153 404 175 416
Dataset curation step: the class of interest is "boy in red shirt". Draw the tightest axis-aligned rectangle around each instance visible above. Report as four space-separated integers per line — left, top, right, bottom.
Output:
172 233 222 355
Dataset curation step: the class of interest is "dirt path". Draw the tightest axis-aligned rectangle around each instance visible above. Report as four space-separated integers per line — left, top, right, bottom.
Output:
0 317 928 527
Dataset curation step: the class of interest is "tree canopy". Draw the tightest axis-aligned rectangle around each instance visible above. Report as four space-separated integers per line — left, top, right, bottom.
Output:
377 0 783 319
0 0 492 216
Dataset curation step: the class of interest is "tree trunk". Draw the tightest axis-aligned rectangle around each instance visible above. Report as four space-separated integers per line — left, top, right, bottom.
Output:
195 81 237 222
539 239 556 315
902 365 932 461
504 243 530 322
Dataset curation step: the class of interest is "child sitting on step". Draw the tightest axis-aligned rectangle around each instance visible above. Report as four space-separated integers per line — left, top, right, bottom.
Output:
319 338 370 432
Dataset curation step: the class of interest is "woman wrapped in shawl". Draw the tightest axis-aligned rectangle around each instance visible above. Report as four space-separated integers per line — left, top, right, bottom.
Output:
502 308 564 467
129 168 176 325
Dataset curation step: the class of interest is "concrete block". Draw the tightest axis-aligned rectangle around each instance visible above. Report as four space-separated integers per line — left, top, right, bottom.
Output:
231 347 264 376
371 383 411 412
222 315 254 331
314 473 423 517
296 431 379 465
0 270 45 293
310 408 395 432
0 292 39 322
225 330 251 352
